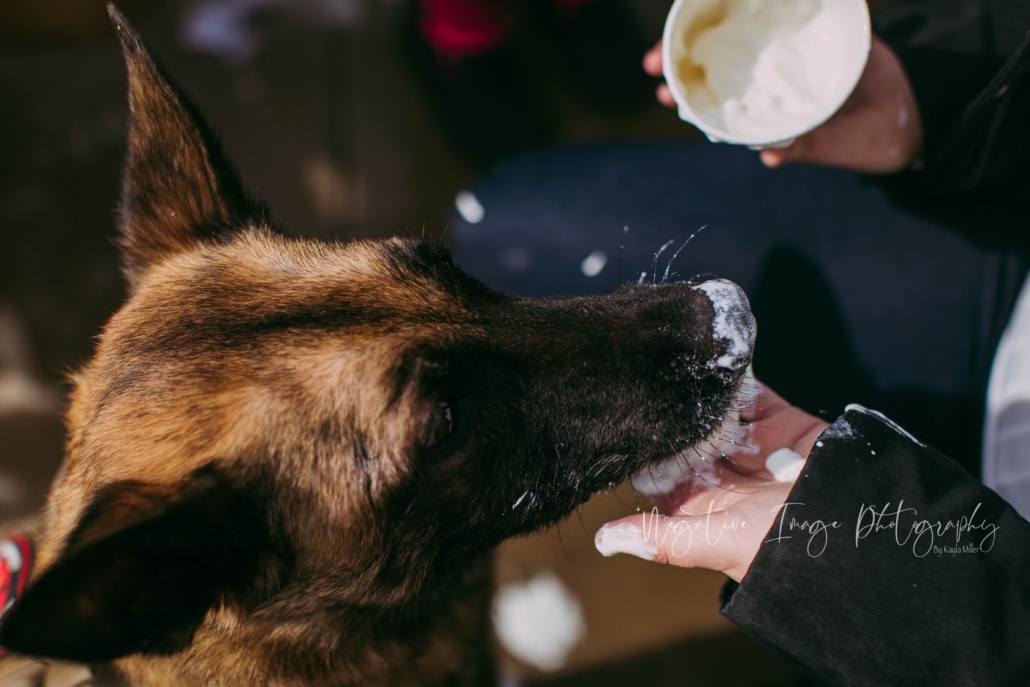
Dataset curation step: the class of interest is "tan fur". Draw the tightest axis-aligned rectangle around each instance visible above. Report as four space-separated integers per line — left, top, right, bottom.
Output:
36 231 498 686
0 7 752 685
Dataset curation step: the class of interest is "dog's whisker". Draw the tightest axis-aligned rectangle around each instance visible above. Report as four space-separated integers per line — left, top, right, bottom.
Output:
573 505 590 539
711 429 759 453
735 387 761 400
688 445 759 494
738 421 777 430
650 240 676 284
666 441 733 493
693 443 723 461
661 225 708 284
710 425 748 439
700 441 765 478
554 519 569 558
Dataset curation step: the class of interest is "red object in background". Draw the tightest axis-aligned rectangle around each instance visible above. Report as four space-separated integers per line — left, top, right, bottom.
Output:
0 532 35 657
418 0 511 57
418 0 599 57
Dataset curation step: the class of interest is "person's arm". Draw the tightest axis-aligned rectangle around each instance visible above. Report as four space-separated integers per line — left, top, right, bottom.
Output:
597 389 1030 686
642 35 924 174
874 0 1030 197
644 0 1030 194
721 406 1030 686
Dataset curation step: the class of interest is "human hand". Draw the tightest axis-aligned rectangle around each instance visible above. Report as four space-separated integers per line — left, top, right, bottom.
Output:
642 35 923 174
594 382 829 582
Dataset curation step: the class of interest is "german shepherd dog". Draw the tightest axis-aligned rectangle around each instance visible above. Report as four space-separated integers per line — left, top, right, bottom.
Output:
0 6 756 685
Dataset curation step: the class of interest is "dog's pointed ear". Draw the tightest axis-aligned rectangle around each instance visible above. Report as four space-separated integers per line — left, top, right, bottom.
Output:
107 4 268 288
0 468 286 663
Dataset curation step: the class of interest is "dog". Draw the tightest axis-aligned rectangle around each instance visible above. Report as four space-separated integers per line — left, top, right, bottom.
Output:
0 5 756 685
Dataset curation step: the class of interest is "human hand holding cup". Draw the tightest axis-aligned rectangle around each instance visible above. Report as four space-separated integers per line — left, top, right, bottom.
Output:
646 0 923 173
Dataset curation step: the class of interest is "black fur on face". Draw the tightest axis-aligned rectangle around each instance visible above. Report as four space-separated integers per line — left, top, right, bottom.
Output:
365 240 752 593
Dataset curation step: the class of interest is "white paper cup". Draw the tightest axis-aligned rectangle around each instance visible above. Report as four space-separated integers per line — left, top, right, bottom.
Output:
662 0 871 148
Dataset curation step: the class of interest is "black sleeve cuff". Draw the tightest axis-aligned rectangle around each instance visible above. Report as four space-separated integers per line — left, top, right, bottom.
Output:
721 406 1030 686
873 3 1030 198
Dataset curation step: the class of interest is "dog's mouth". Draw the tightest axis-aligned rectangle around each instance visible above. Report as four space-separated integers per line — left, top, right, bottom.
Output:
629 369 755 515
574 275 757 513
489 275 758 536
599 276 755 479
624 276 757 516
562 371 754 529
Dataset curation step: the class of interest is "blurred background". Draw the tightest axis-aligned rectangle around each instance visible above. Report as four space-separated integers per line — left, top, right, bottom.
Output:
0 0 833 684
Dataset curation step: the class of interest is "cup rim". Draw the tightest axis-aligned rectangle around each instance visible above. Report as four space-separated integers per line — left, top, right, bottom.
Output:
661 0 872 147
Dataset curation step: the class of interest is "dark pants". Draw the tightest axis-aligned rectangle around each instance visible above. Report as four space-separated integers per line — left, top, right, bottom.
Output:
449 141 1030 474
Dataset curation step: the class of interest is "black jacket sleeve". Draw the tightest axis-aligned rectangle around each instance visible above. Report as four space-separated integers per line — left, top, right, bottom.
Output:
721 406 1030 687
874 0 1030 198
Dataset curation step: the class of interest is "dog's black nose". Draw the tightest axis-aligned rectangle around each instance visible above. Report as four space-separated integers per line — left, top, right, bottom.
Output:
693 278 756 376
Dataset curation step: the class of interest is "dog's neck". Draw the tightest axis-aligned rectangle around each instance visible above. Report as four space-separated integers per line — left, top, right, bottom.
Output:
108 557 496 686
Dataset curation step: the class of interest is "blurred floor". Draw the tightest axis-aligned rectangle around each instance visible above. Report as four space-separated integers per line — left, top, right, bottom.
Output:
0 0 796 684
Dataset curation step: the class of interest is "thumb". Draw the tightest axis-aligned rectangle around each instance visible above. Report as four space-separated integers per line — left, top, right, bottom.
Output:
759 135 811 168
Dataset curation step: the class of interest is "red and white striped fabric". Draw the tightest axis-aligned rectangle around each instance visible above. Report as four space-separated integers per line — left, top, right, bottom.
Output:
0 533 34 658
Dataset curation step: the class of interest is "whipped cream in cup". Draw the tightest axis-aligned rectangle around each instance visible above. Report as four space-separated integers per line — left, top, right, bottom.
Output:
662 0 871 148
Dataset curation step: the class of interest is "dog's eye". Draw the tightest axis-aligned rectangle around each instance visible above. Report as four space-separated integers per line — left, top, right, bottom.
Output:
423 401 457 448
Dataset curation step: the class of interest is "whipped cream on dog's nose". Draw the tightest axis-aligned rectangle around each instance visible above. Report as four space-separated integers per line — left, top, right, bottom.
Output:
678 0 842 141
694 279 756 372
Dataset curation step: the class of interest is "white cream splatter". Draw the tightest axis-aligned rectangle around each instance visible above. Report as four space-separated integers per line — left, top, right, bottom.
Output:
493 573 585 671
594 522 658 561
580 250 607 277
454 190 485 224
765 447 805 482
